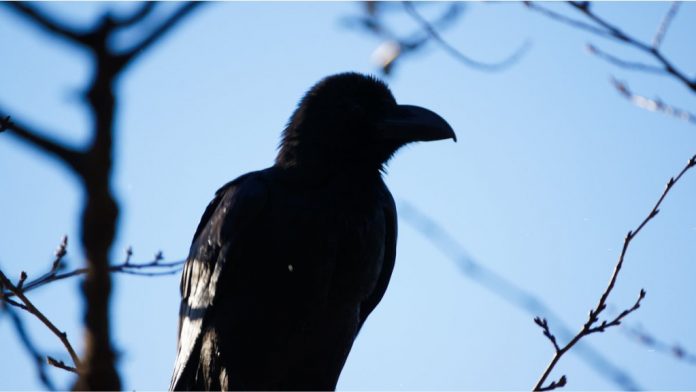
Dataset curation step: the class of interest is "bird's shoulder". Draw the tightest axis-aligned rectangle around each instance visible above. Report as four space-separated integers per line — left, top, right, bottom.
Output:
181 168 275 299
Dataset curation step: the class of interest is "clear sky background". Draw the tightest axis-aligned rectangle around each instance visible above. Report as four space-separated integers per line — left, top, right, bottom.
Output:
1 2 695 390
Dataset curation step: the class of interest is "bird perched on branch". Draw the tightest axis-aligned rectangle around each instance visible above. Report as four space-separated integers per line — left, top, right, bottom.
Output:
170 72 455 391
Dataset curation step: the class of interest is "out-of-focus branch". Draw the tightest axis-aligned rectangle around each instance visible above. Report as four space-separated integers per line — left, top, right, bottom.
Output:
398 201 641 391
526 2 696 93
623 324 696 366
0 112 84 174
403 2 530 72
0 303 56 390
652 2 680 50
2 2 88 45
585 44 665 75
611 78 696 125
111 2 157 28
116 2 203 69
523 2 613 39
533 154 696 391
0 116 11 132
2 3 204 388
0 271 81 371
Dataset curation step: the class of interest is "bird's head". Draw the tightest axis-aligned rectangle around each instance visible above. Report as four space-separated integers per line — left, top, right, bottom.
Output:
275 73 455 175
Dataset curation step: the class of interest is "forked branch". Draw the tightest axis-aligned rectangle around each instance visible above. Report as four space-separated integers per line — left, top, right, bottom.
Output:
0 271 81 370
533 154 696 391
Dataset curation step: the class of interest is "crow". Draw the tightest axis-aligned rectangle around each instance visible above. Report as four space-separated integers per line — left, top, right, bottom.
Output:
170 72 455 391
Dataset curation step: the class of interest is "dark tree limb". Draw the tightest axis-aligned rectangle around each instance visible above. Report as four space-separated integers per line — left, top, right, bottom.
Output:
0 116 11 132
110 2 158 28
3 2 88 45
0 112 84 174
533 154 696 391
1 2 205 388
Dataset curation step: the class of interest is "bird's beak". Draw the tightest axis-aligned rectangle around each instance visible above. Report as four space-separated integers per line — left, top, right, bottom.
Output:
377 104 457 143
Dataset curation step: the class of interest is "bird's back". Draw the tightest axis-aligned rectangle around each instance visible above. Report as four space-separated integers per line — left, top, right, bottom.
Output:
171 167 397 390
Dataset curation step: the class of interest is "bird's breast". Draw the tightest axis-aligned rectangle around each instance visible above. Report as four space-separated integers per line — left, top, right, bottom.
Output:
238 179 387 311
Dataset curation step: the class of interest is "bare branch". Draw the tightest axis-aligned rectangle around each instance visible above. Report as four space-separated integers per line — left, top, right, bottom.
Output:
533 154 696 391
404 2 530 72
586 44 665 75
586 289 645 334
0 112 84 174
2 2 87 45
524 2 614 39
116 2 203 69
652 2 681 50
611 78 696 125
111 2 157 28
537 375 567 392
0 303 56 390
527 2 696 92
0 271 81 370
2 239 184 299
534 317 560 352
399 201 641 390
47 356 78 374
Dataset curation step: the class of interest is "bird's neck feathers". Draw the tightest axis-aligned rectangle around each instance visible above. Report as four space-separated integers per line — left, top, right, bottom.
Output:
274 128 388 182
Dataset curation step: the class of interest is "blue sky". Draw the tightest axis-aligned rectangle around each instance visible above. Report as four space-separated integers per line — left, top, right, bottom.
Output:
1 2 695 390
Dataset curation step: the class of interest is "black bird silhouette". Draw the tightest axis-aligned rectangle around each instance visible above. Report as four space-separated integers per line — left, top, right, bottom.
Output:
170 73 455 391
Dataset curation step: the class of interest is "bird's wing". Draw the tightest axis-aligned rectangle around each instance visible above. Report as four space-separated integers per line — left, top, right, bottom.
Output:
358 186 397 332
170 171 268 390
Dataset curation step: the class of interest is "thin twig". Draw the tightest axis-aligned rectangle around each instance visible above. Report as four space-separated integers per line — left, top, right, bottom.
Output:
524 2 614 39
404 2 530 72
534 317 560 352
570 2 695 91
652 2 680 49
0 271 81 369
2 241 184 298
3 259 184 297
586 44 665 75
0 301 56 390
537 375 567 392
533 154 696 391
526 2 696 92
47 356 78 374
